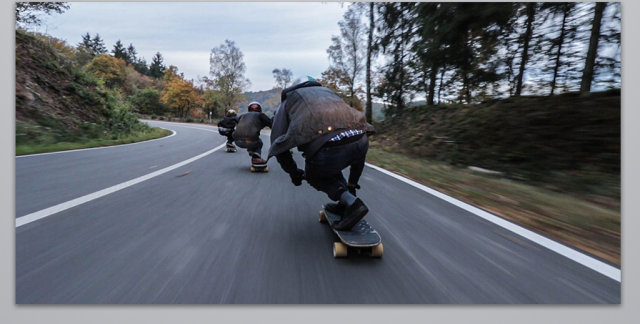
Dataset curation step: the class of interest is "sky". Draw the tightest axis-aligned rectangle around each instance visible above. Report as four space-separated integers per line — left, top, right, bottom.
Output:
35 1 349 92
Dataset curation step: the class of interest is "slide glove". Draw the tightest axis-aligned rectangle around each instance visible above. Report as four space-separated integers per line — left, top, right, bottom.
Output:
347 183 361 196
290 168 305 186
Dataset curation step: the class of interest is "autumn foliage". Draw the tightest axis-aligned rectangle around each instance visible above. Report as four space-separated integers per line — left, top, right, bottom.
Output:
84 54 127 88
161 66 202 119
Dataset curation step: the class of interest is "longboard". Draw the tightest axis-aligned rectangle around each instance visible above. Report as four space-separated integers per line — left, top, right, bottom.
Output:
250 162 268 172
319 205 383 258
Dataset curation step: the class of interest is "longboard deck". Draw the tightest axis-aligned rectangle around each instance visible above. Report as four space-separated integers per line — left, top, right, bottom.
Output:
250 164 268 172
321 206 381 247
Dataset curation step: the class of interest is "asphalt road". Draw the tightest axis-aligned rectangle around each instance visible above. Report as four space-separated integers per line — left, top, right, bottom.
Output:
15 120 621 303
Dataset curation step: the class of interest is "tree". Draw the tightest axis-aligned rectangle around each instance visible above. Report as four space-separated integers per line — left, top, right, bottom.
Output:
208 39 250 110
84 54 127 88
319 67 364 111
581 2 607 92
133 57 149 76
377 2 417 113
15 2 69 27
365 2 376 122
112 40 128 62
126 44 137 65
148 52 166 79
514 3 537 96
129 88 166 115
202 88 225 118
538 3 579 95
161 66 201 118
272 68 293 90
327 6 366 109
91 34 108 55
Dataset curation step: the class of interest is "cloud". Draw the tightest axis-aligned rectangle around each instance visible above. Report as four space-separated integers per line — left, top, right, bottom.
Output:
41 2 347 91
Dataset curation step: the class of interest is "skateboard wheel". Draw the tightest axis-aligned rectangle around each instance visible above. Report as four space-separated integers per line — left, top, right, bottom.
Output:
371 243 383 258
264 166 269 172
250 166 255 172
318 210 328 223
333 242 347 258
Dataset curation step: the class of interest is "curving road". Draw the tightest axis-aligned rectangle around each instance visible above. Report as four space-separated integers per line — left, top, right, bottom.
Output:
15 120 621 303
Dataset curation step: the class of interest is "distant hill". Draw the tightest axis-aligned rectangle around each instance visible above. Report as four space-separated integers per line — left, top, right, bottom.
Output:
237 89 280 116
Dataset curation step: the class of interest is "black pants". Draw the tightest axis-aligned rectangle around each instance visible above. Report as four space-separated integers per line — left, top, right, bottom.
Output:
225 133 234 144
304 135 368 201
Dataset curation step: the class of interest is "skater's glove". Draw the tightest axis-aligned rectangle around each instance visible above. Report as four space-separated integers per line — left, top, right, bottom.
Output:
290 168 305 186
347 183 361 196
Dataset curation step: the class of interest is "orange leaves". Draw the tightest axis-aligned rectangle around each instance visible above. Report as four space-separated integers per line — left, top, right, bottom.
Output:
160 66 202 117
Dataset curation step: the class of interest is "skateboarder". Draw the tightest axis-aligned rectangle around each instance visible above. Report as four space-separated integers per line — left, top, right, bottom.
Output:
218 109 239 151
233 102 272 165
268 80 375 230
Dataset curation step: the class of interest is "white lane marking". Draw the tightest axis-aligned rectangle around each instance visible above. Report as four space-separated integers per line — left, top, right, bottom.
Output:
168 124 217 133
16 143 227 228
364 162 621 282
16 129 177 158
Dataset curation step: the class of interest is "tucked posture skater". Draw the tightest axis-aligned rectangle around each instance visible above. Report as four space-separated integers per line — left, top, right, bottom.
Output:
268 80 375 230
233 102 272 165
217 109 239 151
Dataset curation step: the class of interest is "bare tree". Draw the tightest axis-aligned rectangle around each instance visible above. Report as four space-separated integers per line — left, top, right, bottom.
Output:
327 6 366 108
272 68 293 90
209 39 250 110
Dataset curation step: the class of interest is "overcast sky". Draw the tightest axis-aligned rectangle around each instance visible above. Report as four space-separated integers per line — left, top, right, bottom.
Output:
36 2 348 92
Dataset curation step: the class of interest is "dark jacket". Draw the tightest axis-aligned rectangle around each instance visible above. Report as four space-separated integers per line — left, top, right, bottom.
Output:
268 82 374 160
233 111 272 141
217 115 238 129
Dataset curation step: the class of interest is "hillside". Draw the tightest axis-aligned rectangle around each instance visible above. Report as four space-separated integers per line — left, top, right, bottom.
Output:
371 90 621 199
15 30 168 155
16 30 109 144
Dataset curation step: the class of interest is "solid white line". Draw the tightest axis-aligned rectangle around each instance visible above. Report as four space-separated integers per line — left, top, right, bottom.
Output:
364 162 621 282
16 129 177 158
16 143 227 228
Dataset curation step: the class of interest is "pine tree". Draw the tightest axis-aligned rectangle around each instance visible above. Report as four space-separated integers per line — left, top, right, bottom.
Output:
148 52 166 79
91 34 108 55
126 44 137 65
112 40 128 62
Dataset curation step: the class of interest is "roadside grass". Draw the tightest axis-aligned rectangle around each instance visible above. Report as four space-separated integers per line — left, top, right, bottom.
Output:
366 144 620 266
16 127 172 156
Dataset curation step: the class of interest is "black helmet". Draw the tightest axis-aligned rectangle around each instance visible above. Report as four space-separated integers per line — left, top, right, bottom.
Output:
248 101 262 112
225 109 237 117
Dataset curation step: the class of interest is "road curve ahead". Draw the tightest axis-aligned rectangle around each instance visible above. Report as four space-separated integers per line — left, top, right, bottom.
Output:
16 121 620 303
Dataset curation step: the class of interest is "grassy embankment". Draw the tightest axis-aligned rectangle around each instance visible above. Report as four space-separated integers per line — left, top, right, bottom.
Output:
367 92 620 265
16 127 171 155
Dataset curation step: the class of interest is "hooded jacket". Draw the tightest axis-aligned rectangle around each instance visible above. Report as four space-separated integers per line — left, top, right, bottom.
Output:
268 82 374 160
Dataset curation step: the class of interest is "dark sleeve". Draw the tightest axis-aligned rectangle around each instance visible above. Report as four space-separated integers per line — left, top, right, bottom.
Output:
260 113 272 128
275 150 298 175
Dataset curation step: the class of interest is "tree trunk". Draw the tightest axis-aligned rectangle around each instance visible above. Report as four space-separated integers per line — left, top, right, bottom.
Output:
550 6 569 96
365 2 374 123
427 65 438 105
580 2 606 93
437 67 445 104
515 3 535 96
